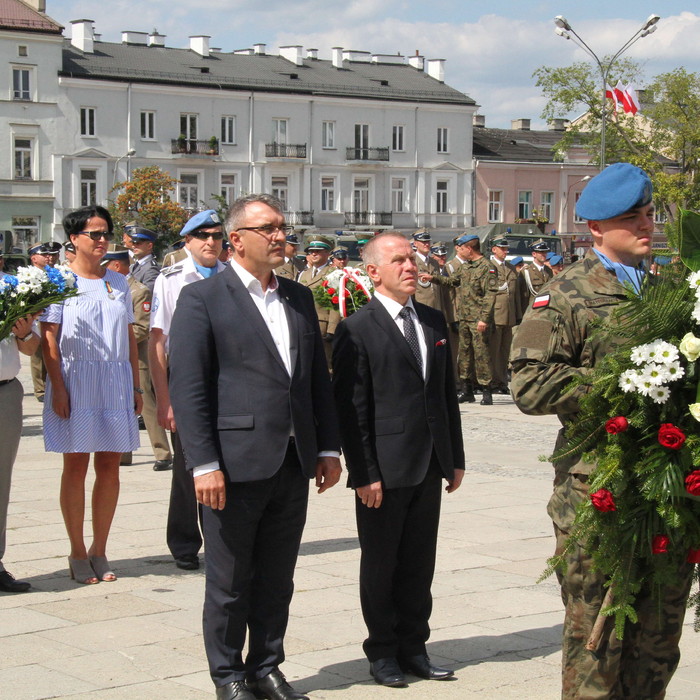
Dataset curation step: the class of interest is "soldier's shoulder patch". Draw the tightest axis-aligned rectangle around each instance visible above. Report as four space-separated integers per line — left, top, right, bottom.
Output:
142 301 151 313
532 294 550 309
161 264 183 277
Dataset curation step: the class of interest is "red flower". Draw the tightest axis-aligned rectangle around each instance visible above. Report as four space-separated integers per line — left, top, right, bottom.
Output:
321 280 328 288
327 287 336 294
344 289 351 297
590 489 616 512
331 295 339 304
605 416 629 434
687 549 700 564
658 424 686 450
685 470 700 496
652 535 670 554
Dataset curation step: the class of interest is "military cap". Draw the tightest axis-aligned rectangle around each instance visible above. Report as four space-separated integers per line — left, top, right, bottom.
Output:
412 230 431 243
510 256 524 266
455 234 479 246
127 226 158 242
575 162 653 221
492 237 509 248
331 247 349 259
63 240 76 254
286 232 300 245
171 240 186 251
531 239 551 253
221 239 231 250
431 244 448 256
102 244 131 262
180 209 222 237
549 254 564 266
29 242 49 256
304 234 333 252
356 233 374 246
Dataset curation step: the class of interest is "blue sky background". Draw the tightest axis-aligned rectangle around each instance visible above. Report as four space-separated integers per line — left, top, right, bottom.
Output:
46 1 699 128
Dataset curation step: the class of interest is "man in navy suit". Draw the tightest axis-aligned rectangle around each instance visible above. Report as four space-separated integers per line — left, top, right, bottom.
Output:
332 232 465 688
168 194 342 700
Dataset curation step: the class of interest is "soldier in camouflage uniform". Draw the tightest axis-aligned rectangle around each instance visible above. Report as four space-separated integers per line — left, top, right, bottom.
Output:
510 163 694 700
425 234 497 405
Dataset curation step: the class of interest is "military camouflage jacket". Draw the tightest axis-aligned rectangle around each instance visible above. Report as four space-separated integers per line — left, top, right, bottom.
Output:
509 250 629 475
433 255 497 323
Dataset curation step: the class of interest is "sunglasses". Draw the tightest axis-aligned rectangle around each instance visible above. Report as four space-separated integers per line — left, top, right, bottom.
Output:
189 230 225 241
78 230 115 241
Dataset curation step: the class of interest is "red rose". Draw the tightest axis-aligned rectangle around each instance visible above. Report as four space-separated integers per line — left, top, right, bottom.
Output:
331 295 339 304
327 287 336 294
687 548 700 563
686 470 700 496
652 535 670 554
605 416 629 434
658 424 686 450
321 280 328 288
590 489 616 512
344 289 351 297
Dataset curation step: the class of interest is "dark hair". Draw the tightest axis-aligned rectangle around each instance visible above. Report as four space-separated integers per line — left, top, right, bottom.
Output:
63 205 114 238
225 194 284 233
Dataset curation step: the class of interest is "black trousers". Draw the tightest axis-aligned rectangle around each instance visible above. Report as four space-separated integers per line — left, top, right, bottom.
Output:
202 444 309 686
166 430 202 560
355 460 443 662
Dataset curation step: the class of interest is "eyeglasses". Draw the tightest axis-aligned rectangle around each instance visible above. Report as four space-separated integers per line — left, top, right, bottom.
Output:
189 230 225 241
235 224 294 238
78 230 115 241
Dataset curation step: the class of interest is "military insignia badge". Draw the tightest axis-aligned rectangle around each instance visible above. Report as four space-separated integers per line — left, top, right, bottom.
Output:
143 302 151 312
532 294 550 309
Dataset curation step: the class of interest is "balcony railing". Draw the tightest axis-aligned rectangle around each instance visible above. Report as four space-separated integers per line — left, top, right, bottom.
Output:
346 147 389 161
344 212 392 226
284 211 314 226
171 139 219 155
265 143 307 158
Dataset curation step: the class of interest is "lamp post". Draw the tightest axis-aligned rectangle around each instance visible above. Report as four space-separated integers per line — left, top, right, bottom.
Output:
553 14 660 169
112 148 136 189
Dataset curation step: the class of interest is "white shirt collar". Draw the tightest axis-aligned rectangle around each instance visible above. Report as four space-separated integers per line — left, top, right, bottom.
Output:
229 257 279 295
373 290 417 321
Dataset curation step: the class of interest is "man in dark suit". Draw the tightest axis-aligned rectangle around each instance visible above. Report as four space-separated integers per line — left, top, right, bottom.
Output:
168 194 342 700
332 231 465 689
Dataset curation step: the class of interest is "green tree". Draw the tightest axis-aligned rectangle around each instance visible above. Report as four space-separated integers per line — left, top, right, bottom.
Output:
109 166 188 254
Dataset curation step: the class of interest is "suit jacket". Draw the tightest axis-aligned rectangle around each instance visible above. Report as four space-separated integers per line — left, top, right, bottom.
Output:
332 297 464 490
168 265 341 482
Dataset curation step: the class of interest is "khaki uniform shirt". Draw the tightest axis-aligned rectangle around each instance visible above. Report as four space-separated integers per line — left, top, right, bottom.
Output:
297 264 340 336
516 262 553 320
414 254 446 314
491 257 518 327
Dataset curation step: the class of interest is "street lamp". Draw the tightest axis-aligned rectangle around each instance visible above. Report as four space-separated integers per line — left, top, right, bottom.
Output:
112 148 136 189
553 14 660 169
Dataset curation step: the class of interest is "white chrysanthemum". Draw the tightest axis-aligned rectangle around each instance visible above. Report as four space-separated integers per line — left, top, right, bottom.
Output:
650 386 671 404
634 375 656 397
15 282 31 294
652 341 680 365
55 264 77 288
619 369 640 393
639 362 671 385
666 361 685 381
688 271 700 290
693 304 700 323
630 343 652 366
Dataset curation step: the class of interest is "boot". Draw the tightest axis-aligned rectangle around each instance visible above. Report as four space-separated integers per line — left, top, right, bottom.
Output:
458 383 475 403
480 387 493 406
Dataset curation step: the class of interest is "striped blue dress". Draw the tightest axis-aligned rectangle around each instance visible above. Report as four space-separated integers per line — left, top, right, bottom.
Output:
42 269 140 453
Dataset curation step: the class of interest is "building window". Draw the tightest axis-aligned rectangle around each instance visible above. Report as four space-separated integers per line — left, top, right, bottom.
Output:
80 107 96 137
221 116 236 145
518 191 532 219
392 125 404 152
353 177 370 212
437 127 448 153
654 205 667 225
12 67 30 100
540 192 554 222
573 192 585 224
354 123 369 158
436 180 448 213
12 216 40 250
391 178 407 213
18 46 28 57
271 176 289 210
180 113 198 144
320 176 336 212
272 118 288 144
14 138 32 179
321 121 335 149
488 190 503 223
80 169 97 206
179 173 199 210
140 111 155 140
220 174 237 206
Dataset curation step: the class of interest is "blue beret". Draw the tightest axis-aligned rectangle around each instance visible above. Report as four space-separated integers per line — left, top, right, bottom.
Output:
455 234 479 246
510 256 524 266
180 210 223 237
128 226 157 242
576 163 653 221
412 230 431 242
549 254 564 266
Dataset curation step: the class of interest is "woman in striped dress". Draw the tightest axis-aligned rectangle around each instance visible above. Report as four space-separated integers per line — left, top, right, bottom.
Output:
41 206 142 584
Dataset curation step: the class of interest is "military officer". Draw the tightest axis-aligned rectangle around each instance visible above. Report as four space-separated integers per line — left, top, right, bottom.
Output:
516 239 553 320
510 163 694 699
444 237 470 398
330 247 349 269
412 230 445 313
488 238 518 394
274 232 305 280
62 240 76 266
430 244 448 274
162 239 188 268
127 227 160 292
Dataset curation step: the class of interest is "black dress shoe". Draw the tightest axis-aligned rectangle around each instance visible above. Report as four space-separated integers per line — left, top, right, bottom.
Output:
174 554 199 570
216 681 256 700
400 654 454 680
0 570 30 593
138 415 146 430
248 669 308 700
153 459 173 471
369 658 408 688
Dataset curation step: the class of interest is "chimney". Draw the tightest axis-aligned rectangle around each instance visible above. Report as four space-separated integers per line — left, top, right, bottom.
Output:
511 118 531 131
253 43 266 55
280 45 303 66
426 58 445 82
343 50 371 63
121 31 148 45
473 114 486 128
408 51 424 70
371 53 404 65
25 0 46 11
234 48 254 55
70 19 95 54
331 46 343 69
190 35 210 57
306 48 318 60
548 118 568 132
148 30 166 47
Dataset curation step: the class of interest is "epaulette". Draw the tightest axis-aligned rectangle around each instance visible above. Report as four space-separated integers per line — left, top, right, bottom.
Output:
161 263 184 278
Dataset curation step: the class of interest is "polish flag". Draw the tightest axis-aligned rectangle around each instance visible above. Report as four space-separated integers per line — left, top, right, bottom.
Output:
621 84 640 115
605 83 619 110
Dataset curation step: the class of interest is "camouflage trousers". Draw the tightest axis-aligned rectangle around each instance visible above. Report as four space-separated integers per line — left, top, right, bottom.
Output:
457 320 492 387
548 471 694 699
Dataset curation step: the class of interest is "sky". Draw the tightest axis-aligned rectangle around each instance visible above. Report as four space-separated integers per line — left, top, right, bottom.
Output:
45 1 700 129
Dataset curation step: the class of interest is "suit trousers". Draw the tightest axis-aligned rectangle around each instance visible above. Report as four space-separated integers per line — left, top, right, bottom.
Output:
355 459 443 662
202 443 309 686
166 430 202 560
0 378 23 572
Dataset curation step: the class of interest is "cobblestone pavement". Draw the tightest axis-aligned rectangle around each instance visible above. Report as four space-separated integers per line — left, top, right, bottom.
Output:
2 363 700 699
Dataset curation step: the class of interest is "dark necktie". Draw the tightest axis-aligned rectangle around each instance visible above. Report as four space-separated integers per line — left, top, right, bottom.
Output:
398 307 422 372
